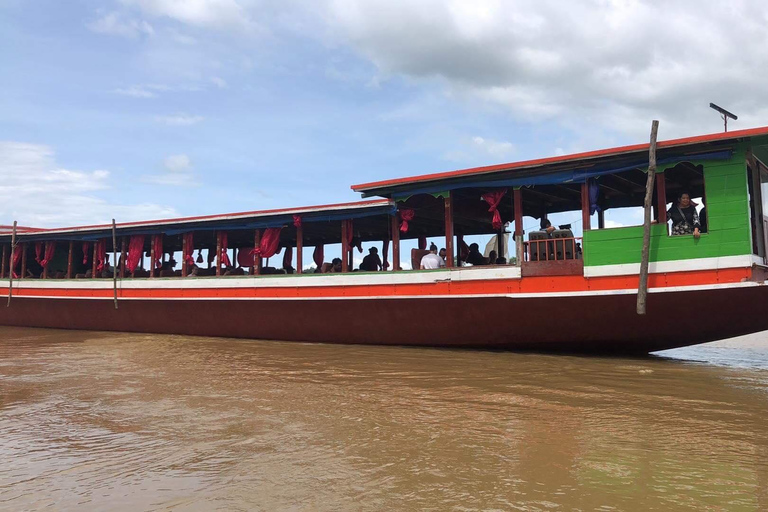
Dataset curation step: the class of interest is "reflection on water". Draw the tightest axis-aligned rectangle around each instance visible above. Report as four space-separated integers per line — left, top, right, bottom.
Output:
1 327 767 511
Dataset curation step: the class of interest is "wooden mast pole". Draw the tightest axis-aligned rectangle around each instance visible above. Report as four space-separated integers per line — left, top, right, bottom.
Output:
112 219 118 309
637 120 659 316
7 221 16 307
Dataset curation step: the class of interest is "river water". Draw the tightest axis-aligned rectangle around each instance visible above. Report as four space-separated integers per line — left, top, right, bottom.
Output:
1 327 767 511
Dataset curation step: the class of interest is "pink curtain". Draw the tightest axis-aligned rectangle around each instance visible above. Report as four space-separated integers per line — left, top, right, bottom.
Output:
482 189 507 230
11 245 22 278
252 227 282 258
313 244 324 268
282 245 292 269
82 242 91 265
293 215 302 228
418 236 427 250
382 239 390 270
183 233 195 267
398 209 415 233
41 242 55 268
35 242 44 265
219 232 232 267
95 240 107 273
126 235 144 273
152 234 163 269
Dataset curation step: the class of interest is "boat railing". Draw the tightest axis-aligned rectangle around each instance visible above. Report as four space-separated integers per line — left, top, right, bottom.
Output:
522 236 583 262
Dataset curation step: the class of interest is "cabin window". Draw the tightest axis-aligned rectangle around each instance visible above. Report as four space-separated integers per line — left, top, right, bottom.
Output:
662 162 706 236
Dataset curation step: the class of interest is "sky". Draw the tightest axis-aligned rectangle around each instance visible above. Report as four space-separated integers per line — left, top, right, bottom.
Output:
1 0 767 237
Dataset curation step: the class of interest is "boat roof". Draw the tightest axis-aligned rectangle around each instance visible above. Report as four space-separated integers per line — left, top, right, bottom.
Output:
1 199 395 242
352 126 768 198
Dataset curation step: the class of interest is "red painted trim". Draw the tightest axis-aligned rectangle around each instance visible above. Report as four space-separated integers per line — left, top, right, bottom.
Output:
351 126 768 192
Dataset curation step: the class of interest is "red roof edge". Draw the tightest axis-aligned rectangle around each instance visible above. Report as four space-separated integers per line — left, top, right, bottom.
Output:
351 125 768 192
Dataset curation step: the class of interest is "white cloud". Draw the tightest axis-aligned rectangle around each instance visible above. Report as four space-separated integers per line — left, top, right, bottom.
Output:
114 86 157 98
155 114 205 126
443 135 516 163
120 0 257 31
163 154 191 172
470 136 514 157
321 0 768 139
87 11 154 38
210 76 227 89
0 142 177 227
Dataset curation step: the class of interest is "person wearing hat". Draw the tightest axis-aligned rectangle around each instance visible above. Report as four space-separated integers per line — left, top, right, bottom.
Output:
360 246 383 271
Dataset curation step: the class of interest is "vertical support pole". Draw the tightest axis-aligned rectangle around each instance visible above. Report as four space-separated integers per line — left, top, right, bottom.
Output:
43 242 49 279
7 221 16 307
514 188 524 266
598 210 605 229
149 237 155 279
1 243 6 279
341 220 349 273
215 231 222 277
581 182 591 231
444 192 455 268
253 229 262 275
496 228 504 263
637 120 659 316
112 219 118 309
20 242 27 280
391 215 400 271
120 237 126 279
67 241 73 279
296 223 304 274
92 242 98 279
656 171 667 226
181 233 188 278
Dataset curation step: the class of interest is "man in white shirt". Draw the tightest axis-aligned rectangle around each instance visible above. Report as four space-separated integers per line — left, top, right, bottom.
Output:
420 244 445 270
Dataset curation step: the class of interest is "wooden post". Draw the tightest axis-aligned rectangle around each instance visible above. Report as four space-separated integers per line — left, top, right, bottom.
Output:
598 210 605 229
514 188 524 266
581 182 591 231
92 242 98 279
253 229 261 275
120 237 126 279
656 171 667 226
444 192 455 267
637 120 659 316
20 243 27 280
7 221 16 307
296 223 303 274
182 234 188 277
1 243 6 279
112 219 118 309
341 220 349 273
391 215 400 271
496 228 504 262
215 231 222 277
42 242 49 279
149 237 155 279
67 240 73 279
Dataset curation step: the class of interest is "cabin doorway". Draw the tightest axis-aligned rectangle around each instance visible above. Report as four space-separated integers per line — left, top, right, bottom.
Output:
747 159 768 263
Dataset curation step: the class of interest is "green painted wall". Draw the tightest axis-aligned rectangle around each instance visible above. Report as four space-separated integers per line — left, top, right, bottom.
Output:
583 148 752 267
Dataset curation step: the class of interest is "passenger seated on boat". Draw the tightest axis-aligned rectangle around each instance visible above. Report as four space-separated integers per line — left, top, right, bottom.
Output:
224 267 245 276
330 258 342 273
420 244 445 270
540 218 556 236
699 206 708 233
439 248 447 263
488 250 497 265
668 191 701 238
132 268 150 278
360 247 382 271
465 243 486 266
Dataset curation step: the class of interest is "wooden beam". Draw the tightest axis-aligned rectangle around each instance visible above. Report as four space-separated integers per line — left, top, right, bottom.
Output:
215 231 222 277
341 220 349 273
182 233 188 277
598 210 605 229
253 229 261 275
444 192 455 267
637 120 659 316
296 223 303 274
391 215 401 271
581 182 591 231
149 237 155 279
20 242 27 280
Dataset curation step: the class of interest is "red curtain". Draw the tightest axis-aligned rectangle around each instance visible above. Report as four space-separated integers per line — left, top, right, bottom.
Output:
398 208 415 233
482 189 507 230
82 242 91 265
11 245 22 278
152 234 163 269
344 220 362 253
313 244 324 268
183 233 195 267
293 215 302 228
382 239 390 270
41 242 55 268
219 232 232 267
418 236 427 250
458 235 470 260
95 240 107 273
35 242 44 265
126 235 144 273
282 245 292 269
252 227 282 259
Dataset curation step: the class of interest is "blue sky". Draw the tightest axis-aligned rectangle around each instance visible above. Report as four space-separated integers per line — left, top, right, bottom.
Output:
1 0 766 244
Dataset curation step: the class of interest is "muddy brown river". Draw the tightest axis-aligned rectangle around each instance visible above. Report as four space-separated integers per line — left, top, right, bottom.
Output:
1 327 767 511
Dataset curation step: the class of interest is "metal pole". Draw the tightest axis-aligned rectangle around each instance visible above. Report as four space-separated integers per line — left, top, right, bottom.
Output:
637 120 659 315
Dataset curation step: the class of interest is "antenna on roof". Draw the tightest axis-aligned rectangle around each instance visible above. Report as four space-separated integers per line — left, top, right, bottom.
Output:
709 103 737 133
